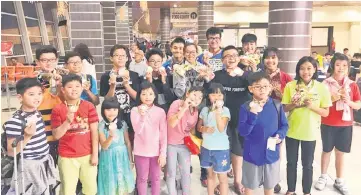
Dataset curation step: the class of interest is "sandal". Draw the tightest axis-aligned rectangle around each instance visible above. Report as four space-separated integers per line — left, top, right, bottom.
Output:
234 183 245 195
214 185 221 195
201 179 208 187
227 169 234 178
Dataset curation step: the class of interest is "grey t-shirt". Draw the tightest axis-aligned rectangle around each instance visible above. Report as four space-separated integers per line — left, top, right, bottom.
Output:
129 61 147 77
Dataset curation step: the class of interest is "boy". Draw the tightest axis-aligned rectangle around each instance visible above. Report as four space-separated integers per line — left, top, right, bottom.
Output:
4 78 56 194
238 72 288 195
51 74 99 195
129 49 147 77
197 27 224 72
64 51 99 105
239 33 263 73
35 45 63 163
163 37 186 75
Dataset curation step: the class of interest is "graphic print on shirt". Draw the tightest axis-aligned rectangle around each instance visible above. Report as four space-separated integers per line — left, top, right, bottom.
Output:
115 86 130 114
185 69 198 89
209 58 223 72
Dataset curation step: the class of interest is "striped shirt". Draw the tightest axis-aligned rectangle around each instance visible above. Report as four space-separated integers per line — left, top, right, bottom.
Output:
4 110 50 160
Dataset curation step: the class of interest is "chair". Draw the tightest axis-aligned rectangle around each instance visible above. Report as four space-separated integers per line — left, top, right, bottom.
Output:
15 66 35 81
1 66 16 84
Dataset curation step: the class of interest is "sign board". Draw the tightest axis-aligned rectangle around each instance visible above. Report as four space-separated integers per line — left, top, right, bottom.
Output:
1 42 13 56
170 8 198 23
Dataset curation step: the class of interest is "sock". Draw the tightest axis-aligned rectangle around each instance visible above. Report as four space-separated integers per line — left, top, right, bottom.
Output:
321 173 328 179
336 178 344 183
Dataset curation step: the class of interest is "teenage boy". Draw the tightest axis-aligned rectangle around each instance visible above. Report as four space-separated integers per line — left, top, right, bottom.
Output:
238 72 288 195
343 48 352 60
51 74 99 195
204 45 250 194
145 48 175 113
4 78 56 194
239 33 263 73
35 45 63 163
163 37 186 75
64 51 99 105
197 27 223 72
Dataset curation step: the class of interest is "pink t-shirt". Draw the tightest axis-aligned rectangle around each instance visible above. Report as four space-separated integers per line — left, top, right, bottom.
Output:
167 100 199 145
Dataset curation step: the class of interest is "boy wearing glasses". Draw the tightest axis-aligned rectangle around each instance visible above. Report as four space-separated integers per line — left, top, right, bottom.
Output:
64 51 99 105
197 27 224 72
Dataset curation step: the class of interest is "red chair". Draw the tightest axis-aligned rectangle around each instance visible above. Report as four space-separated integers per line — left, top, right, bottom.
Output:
15 66 36 81
1 66 16 84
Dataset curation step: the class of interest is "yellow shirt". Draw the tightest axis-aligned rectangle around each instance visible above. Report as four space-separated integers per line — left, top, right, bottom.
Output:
282 80 332 141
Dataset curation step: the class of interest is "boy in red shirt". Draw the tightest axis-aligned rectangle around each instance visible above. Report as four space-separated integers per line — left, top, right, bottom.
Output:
51 74 99 195
315 53 361 195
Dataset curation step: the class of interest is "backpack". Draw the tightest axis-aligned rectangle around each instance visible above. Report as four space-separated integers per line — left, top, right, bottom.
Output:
245 99 282 128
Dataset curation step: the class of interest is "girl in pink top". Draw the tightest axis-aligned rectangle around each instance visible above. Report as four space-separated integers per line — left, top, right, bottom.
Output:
130 81 167 195
166 86 204 195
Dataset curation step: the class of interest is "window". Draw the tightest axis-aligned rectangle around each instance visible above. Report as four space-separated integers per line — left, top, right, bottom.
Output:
25 19 41 37
1 14 20 35
60 25 70 51
22 2 38 18
1 1 16 14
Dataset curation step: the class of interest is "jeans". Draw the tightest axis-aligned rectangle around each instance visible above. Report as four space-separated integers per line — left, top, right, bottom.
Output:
166 144 191 195
286 137 316 194
134 155 160 195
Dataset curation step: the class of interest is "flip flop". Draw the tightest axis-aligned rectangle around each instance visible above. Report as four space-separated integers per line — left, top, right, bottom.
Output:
227 169 234 178
214 185 221 195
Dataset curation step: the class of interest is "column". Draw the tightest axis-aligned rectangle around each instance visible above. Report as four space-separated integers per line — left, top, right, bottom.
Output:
102 2 116 72
349 22 361 53
68 1 104 82
268 1 313 76
116 1 131 46
198 1 214 50
160 8 170 46
128 2 133 43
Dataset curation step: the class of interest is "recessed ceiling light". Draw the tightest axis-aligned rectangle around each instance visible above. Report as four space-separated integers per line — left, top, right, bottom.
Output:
173 4 178 8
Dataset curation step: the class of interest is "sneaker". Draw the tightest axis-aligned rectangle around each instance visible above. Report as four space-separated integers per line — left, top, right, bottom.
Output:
314 175 328 190
334 180 349 195
274 183 281 193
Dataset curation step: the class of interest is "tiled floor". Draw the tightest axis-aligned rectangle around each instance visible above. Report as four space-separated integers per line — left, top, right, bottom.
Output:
2 96 361 194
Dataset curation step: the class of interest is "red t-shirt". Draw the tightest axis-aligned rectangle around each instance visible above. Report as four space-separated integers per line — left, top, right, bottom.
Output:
270 71 293 101
51 100 99 157
322 82 361 126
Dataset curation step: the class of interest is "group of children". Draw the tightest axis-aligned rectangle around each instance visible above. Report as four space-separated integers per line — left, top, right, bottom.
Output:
3 26 360 195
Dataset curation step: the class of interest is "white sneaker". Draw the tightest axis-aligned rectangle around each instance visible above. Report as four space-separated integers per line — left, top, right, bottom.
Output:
334 180 349 195
315 175 328 190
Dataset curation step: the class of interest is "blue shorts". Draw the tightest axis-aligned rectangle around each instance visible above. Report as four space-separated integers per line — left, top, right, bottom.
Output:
200 147 231 173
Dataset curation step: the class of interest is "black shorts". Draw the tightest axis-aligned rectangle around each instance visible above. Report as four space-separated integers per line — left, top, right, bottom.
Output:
321 124 353 153
228 126 244 156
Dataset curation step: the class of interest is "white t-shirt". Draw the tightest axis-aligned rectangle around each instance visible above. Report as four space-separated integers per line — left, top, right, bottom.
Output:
82 59 97 80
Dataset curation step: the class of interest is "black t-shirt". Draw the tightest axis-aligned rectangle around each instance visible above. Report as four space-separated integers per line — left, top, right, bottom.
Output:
204 70 251 129
152 77 175 113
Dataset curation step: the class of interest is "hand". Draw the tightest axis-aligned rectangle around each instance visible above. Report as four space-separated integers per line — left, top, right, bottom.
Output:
204 126 215 134
249 101 263 114
303 98 313 108
248 59 258 71
203 55 210 66
130 162 135 169
122 75 130 86
145 71 152 83
274 134 282 144
90 154 98 166
158 156 166 167
83 81 91 91
340 94 351 105
109 74 116 85
53 73 62 81
138 105 148 116
109 128 115 137
160 69 167 84
181 99 192 111
24 123 36 137
66 111 75 124
331 93 341 102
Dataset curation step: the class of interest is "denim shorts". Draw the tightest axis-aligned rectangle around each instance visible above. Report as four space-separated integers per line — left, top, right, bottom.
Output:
200 147 231 173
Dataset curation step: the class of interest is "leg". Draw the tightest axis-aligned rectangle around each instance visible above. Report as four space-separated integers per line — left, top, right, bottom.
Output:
285 137 300 194
245 188 253 195
335 149 345 178
232 154 244 192
79 155 98 195
217 173 229 195
321 152 332 174
301 140 316 195
320 124 336 175
178 145 191 195
334 126 352 179
166 145 179 195
134 155 150 195
149 156 161 195
58 156 80 195
206 168 217 195
264 188 274 195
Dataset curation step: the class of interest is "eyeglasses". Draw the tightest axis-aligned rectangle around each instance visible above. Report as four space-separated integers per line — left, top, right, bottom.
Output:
208 37 221 41
39 58 57 63
185 51 197 55
253 85 270 90
149 60 162 65
67 61 82 65
113 54 127 59
223 54 239 60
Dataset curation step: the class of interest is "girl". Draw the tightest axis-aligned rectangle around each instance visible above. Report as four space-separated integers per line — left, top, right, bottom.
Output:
315 53 361 194
130 81 167 195
263 47 293 101
74 43 96 80
197 83 231 195
282 56 332 195
166 86 204 195
98 97 135 195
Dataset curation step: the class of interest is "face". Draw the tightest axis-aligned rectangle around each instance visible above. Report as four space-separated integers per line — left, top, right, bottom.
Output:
222 49 240 69
61 80 82 101
209 91 224 104
134 51 144 62
18 86 43 110
148 54 163 71
171 43 184 58
333 60 349 77
299 62 316 83
264 55 279 71
140 88 156 106
207 34 221 50
104 108 118 122
65 56 83 74
36 53 58 72
312 53 318 59
131 43 138 51
343 50 348 54
184 45 197 63
325 55 331 60
242 41 256 54
186 90 203 107
111 48 128 68
248 79 271 100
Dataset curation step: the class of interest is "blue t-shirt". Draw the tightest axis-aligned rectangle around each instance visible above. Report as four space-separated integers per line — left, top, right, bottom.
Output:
200 106 231 150
197 50 223 72
81 74 98 102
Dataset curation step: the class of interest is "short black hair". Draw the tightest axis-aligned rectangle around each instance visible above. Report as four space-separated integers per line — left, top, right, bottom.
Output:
206 27 222 39
135 81 159 106
101 97 124 129
241 33 257 44
109 44 131 68
16 78 42 95
36 45 58 60
247 71 270 85
344 48 349 51
145 48 164 61
295 56 318 82
325 52 331 56
262 47 279 61
62 73 82 87
222 45 238 58
329 52 350 75
171 37 186 47
64 51 81 64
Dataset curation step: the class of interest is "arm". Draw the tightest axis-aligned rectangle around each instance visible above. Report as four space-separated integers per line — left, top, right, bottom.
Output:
274 105 289 140
167 101 187 128
130 108 146 134
162 77 176 104
105 83 116 98
124 83 137 100
237 106 258 137
348 100 361 110
84 77 100 105
99 131 113 150
124 72 139 100
90 122 99 157
51 108 72 140
215 110 229 133
7 135 32 156
159 110 167 158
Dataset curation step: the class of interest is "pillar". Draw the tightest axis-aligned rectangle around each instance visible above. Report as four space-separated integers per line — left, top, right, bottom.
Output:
268 1 313 76
116 1 131 47
349 22 361 53
102 1 116 72
128 2 133 43
160 8 170 45
198 1 214 50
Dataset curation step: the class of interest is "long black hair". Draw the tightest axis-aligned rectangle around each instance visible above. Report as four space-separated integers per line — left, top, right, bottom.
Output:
135 81 159 107
295 56 318 84
74 43 94 65
101 97 123 129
